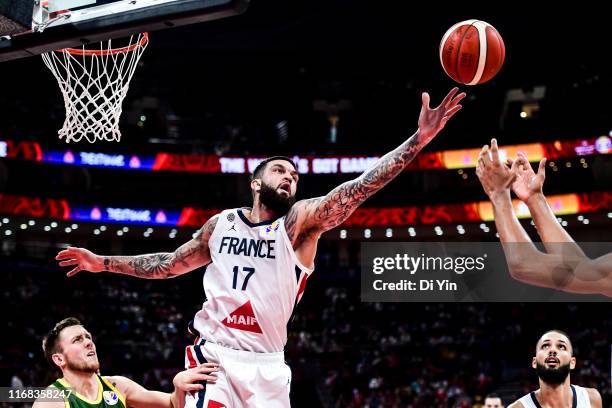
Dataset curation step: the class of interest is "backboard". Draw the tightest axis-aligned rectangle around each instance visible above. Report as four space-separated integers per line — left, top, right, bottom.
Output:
0 0 249 61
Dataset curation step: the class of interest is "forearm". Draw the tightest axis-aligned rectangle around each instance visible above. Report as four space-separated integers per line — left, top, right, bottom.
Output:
526 193 585 257
313 129 431 230
170 390 185 408
365 128 435 184
491 191 533 245
101 223 212 279
103 252 180 279
128 391 173 408
491 192 595 292
491 191 540 268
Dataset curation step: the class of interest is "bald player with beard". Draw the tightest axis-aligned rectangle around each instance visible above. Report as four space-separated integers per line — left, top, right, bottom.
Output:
509 330 602 408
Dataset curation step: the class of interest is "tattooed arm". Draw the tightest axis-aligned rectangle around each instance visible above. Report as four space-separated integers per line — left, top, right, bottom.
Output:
285 88 466 245
55 215 219 279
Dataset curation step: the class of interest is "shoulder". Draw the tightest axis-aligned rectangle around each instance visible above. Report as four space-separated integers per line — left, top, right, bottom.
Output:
507 401 525 408
206 212 222 225
205 213 221 228
290 198 323 215
196 213 221 238
584 387 602 406
102 375 123 387
99 376 129 407
284 198 324 241
102 375 131 395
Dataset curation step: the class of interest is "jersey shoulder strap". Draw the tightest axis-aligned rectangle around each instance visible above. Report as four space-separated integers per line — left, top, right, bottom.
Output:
99 375 127 408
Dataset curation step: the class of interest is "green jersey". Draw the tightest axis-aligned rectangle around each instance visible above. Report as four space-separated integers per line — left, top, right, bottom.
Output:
51 375 126 408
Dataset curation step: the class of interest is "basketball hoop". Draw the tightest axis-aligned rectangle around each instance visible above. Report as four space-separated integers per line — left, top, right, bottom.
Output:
42 33 149 143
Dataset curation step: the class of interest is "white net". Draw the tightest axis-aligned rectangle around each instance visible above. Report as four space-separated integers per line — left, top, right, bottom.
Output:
41 33 148 143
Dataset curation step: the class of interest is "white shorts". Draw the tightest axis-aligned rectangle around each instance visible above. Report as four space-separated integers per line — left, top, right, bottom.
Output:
184 340 292 408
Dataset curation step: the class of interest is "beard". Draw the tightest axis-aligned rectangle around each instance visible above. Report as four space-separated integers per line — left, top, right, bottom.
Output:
66 357 99 374
536 362 571 385
259 181 296 216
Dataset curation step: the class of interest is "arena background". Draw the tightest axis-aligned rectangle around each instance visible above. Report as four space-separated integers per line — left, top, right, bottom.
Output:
1 1 611 407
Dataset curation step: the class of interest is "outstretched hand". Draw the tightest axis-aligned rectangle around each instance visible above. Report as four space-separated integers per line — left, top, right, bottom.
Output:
476 138 519 199
173 363 220 392
508 152 546 203
55 246 104 277
418 87 466 144
171 363 219 408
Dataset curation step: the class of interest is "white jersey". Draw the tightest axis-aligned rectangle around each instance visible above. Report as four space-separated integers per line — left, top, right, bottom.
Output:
192 208 313 353
517 385 591 408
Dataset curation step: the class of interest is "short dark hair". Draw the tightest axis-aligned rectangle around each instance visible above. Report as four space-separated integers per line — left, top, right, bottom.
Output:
485 393 501 400
42 317 82 370
537 329 573 355
251 156 297 180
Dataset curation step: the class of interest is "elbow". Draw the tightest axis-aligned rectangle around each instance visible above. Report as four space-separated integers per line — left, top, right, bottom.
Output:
505 257 532 283
501 243 545 283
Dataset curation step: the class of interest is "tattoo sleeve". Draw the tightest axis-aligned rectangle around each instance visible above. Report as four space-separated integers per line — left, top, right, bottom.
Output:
103 216 218 279
286 132 428 240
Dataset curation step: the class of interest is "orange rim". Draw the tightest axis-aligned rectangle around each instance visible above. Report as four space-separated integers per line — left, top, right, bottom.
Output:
58 32 148 56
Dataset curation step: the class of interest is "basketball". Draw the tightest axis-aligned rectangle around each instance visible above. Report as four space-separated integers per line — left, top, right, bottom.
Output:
2 3 612 408
439 19 505 85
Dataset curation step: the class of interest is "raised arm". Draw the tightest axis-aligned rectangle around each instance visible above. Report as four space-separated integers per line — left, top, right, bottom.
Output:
510 152 585 258
56 215 219 279
285 88 466 242
477 140 611 296
491 189 611 295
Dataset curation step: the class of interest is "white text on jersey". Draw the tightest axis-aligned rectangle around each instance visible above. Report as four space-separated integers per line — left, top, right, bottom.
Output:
219 237 276 259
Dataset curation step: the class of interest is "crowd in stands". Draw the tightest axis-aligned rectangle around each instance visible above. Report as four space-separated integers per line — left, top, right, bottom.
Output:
1 256 610 408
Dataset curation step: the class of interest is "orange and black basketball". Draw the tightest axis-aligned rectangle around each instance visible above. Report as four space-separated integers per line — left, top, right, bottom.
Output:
439 19 505 85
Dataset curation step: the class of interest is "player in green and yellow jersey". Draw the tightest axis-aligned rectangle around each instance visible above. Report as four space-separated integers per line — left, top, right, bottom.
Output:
33 317 219 408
